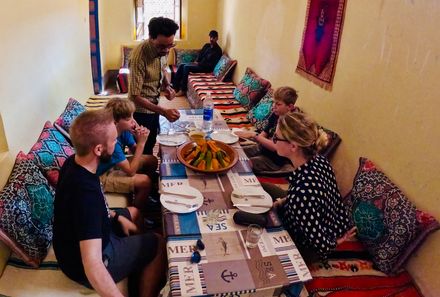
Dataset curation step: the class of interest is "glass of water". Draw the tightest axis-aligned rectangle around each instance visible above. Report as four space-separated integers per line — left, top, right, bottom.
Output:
245 224 263 248
168 121 175 135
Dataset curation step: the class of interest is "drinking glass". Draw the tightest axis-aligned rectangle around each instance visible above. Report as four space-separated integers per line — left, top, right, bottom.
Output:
168 121 175 135
245 224 263 248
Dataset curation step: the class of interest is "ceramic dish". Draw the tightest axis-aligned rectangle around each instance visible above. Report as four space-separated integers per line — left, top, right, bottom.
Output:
160 185 203 213
231 187 272 214
156 134 188 146
177 140 238 174
210 131 239 144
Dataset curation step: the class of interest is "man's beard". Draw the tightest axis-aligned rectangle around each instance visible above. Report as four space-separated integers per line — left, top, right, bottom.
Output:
99 150 112 163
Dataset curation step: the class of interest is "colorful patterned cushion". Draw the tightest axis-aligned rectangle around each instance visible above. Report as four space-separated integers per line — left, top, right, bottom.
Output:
233 67 271 110
0 152 55 267
247 89 274 131
345 158 440 274
174 48 200 66
54 98 86 132
213 55 237 82
28 122 74 186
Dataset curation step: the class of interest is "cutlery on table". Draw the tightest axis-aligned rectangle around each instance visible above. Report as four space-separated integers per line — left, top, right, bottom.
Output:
164 200 198 209
231 193 266 199
233 203 272 208
160 191 197 199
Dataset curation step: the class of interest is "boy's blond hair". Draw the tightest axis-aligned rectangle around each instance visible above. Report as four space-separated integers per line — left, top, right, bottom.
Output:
105 98 135 122
274 86 298 106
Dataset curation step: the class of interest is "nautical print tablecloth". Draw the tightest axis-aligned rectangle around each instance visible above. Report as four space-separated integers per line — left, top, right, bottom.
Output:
159 110 312 296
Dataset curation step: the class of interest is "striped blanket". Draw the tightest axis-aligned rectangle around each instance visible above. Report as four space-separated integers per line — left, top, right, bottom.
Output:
304 240 423 297
187 73 254 130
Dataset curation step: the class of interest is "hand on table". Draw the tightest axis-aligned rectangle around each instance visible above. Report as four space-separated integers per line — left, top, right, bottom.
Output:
163 108 180 122
234 131 257 139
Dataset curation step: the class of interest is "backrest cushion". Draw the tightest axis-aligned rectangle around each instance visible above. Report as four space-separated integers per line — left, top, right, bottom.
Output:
121 45 134 68
233 67 271 110
213 55 237 82
54 98 86 132
28 121 74 187
318 127 341 159
344 158 440 274
173 48 200 66
0 152 55 267
247 89 274 131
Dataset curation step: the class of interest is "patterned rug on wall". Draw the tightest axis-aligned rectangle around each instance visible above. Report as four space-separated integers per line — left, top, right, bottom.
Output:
296 0 347 90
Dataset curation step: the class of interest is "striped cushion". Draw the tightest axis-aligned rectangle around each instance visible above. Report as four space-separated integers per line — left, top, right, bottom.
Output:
187 74 254 129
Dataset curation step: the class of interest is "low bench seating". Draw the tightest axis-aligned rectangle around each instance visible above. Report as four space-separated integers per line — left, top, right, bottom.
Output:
0 100 132 296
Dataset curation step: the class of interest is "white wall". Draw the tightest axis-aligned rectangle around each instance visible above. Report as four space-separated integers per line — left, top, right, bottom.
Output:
0 0 93 155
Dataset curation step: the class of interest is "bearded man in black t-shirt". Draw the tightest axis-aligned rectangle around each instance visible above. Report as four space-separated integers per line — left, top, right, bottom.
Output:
53 109 166 297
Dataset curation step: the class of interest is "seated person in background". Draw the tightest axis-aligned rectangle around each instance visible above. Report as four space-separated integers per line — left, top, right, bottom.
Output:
97 98 158 210
271 111 356 261
172 30 222 96
53 109 166 297
235 86 298 174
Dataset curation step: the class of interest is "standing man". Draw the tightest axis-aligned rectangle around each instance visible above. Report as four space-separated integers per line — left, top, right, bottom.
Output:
129 17 180 154
172 30 223 96
53 109 166 297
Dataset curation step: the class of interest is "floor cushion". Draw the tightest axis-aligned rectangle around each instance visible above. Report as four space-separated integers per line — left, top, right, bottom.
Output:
344 158 440 274
0 152 54 267
305 240 424 296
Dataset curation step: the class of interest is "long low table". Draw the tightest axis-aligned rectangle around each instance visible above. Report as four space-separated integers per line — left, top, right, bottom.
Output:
159 109 311 296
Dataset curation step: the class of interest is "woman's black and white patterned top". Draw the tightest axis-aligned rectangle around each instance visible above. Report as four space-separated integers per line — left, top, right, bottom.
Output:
282 154 352 260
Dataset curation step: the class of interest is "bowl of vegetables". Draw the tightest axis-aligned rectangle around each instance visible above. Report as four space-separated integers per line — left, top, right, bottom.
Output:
176 139 238 174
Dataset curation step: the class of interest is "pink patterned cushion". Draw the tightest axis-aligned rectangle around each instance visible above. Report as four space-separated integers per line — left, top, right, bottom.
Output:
28 122 74 186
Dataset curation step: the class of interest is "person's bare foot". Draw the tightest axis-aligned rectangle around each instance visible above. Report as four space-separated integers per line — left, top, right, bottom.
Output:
175 90 185 97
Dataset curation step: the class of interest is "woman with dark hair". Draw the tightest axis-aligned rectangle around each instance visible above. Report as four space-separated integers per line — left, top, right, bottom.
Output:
272 111 356 260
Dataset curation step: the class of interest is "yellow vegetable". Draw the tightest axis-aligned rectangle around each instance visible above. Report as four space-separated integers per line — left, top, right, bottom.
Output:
211 158 220 170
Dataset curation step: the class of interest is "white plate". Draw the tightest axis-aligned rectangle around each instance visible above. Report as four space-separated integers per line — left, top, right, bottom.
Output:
231 187 273 214
160 185 204 213
211 131 239 144
157 134 188 146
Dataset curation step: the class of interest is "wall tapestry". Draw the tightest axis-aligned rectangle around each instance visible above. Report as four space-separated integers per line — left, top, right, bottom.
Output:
296 0 347 90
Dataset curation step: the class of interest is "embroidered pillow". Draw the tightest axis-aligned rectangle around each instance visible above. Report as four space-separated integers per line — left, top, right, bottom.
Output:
174 48 200 66
247 89 274 131
28 121 74 186
213 55 237 82
345 158 440 274
0 152 55 267
233 67 271 110
54 98 86 132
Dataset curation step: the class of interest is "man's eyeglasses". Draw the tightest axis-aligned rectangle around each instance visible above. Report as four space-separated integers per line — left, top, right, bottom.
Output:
272 134 289 144
190 239 205 264
155 42 176 50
